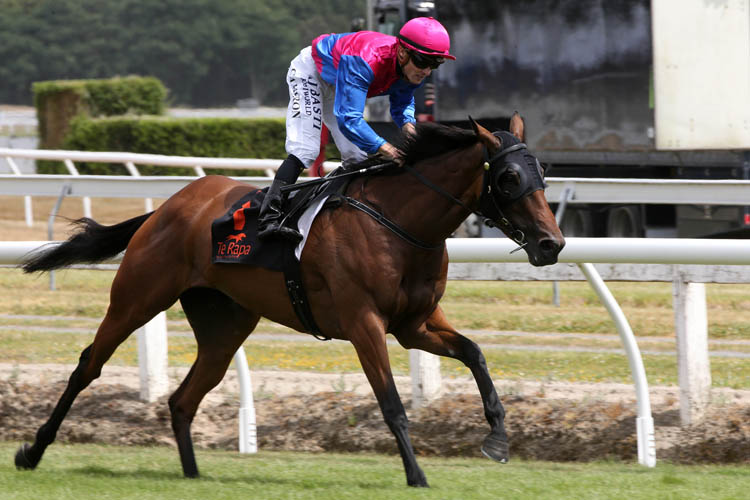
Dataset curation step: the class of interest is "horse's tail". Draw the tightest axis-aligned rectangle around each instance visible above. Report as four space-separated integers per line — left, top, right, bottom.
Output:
22 212 154 273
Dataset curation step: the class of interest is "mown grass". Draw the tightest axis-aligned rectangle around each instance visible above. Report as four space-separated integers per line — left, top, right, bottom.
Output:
442 281 750 339
0 443 748 500
2 329 749 389
3 268 750 339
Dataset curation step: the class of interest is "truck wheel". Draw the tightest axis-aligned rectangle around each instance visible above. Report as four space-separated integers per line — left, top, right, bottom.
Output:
560 208 593 237
607 206 643 237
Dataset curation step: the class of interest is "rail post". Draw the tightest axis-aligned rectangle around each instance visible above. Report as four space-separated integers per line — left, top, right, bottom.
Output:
233 347 258 453
672 270 711 426
410 349 442 408
5 155 33 226
577 262 656 467
136 311 169 402
63 159 92 218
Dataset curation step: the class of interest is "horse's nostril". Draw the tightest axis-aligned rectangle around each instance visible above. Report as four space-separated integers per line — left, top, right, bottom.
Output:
539 238 561 255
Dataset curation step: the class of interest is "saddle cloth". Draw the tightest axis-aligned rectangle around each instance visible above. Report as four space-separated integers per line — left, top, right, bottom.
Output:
210 187 329 270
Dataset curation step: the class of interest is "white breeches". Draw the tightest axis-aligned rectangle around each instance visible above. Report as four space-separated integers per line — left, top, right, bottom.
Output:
284 47 368 168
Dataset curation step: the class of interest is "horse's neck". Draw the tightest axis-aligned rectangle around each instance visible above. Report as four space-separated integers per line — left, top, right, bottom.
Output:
361 143 484 245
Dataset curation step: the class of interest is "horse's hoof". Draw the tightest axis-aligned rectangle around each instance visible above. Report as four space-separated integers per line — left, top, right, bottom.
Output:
15 444 37 470
407 469 429 487
407 478 429 488
481 432 509 464
183 468 200 479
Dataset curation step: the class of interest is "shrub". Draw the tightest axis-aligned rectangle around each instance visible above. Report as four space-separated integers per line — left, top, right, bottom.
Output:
33 76 167 149
40 115 288 176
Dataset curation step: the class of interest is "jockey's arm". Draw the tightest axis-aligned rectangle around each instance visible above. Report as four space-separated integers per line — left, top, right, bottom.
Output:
334 57 418 164
334 56 387 154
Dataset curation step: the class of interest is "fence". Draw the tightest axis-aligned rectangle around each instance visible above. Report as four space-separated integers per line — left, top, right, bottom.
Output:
4 147 750 227
3 147 750 467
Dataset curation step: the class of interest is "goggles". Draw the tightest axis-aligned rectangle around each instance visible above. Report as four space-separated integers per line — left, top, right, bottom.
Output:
409 51 444 70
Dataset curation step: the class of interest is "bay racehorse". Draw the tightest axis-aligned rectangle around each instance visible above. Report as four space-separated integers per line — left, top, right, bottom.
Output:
14 115 564 487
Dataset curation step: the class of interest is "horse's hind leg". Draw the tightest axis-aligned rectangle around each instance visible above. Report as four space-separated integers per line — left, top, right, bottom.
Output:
394 306 509 463
169 287 259 478
15 263 183 471
14 343 95 470
15 310 168 470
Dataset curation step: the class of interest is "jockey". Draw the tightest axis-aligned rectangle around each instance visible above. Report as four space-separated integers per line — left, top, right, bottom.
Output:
257 17 456 241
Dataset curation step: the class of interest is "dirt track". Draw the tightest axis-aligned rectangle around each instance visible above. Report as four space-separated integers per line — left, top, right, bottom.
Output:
1 364 749 464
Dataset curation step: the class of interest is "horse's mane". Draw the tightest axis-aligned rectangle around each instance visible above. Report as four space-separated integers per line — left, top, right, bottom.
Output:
347 122 478 170
398 122 478 165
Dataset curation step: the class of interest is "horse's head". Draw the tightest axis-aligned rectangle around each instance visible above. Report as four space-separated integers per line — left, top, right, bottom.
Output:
470 114 565 266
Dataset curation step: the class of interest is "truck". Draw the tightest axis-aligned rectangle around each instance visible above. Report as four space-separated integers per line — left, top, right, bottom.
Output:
364 0 750 238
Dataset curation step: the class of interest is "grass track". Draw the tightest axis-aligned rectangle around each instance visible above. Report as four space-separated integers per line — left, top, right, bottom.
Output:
2 329 750 388
3 268 750 339
1 443 748 500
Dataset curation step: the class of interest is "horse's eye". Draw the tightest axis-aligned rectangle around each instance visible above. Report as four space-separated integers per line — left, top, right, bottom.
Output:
498 171 520 196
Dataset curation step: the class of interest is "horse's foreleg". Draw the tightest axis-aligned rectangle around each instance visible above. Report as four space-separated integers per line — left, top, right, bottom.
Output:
395 306 509 463
349 313 428 488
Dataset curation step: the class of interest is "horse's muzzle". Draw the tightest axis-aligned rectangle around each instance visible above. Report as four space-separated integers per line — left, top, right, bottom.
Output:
529 236 565 267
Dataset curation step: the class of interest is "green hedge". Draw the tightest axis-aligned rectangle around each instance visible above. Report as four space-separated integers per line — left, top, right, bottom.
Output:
33 76 167 149
33 76 166 117
41 115 288 176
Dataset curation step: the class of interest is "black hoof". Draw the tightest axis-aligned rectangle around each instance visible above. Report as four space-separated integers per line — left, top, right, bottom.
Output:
407 478 429 488
481 432 509 464
182 466 200 479
407 468 429 487
15 444 37 470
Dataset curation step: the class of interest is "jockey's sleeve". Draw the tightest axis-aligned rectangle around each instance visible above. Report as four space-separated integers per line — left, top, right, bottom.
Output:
334 55 386 154
388 81 418 129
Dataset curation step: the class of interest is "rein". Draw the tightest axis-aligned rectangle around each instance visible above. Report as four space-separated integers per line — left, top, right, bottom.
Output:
343 196 441 250
280 162 393 194
281 160 443 250
279 139 535 253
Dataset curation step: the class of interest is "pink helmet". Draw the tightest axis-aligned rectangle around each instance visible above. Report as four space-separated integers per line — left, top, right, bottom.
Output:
398 17 456 60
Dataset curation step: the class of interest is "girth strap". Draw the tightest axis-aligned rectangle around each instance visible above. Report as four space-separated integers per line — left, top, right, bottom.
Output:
282 243 330 341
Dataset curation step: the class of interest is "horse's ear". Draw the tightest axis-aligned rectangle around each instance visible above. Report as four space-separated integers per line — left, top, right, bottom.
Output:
469 116 480 135
510 111 525 141
468 116 501 150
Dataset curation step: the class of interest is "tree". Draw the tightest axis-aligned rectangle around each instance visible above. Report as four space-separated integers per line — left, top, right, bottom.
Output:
0 0 366 106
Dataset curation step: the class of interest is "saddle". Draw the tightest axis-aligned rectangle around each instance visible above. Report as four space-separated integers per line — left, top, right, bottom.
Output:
210 169 352 339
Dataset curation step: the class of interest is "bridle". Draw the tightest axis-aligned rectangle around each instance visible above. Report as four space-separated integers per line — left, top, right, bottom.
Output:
341 132 547 252
402 133 546 252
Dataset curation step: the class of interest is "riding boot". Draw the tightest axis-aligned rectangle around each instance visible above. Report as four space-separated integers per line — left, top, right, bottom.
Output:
257 155 305 242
